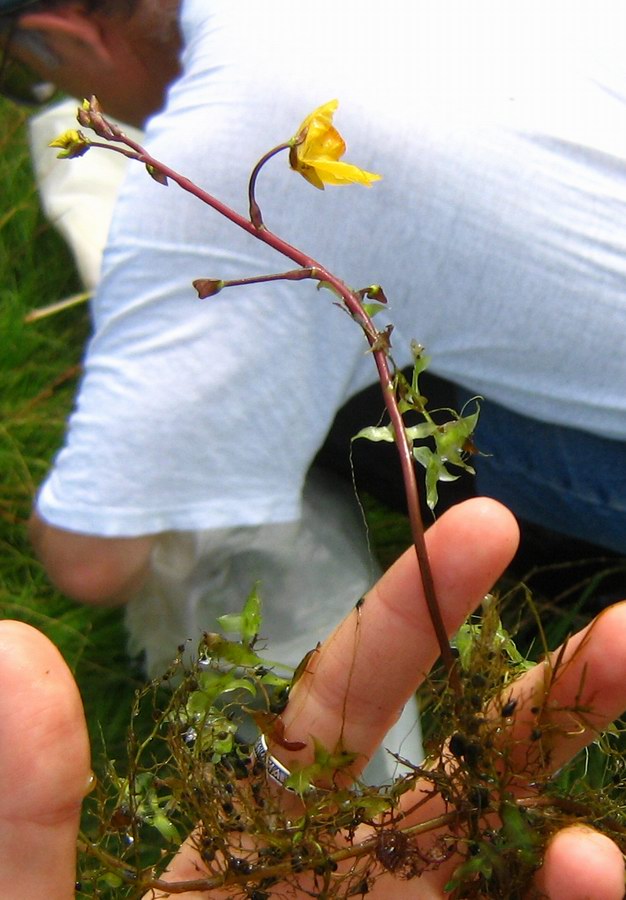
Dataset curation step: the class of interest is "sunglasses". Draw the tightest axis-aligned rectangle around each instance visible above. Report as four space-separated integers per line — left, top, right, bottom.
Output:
0 17 56 106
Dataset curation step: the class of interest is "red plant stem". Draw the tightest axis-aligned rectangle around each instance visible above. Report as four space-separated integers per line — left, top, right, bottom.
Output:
114 132 457 681
218 269 316 289
247 142 292 227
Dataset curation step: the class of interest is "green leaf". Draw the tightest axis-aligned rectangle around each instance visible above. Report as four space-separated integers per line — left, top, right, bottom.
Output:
348 794 392 817
312 736 358 774
451 621 477 671
241 583 262 642
445 849 493 892
147 811 181 844
217 583 262 643
216 613 245 635
285 766 317 795
431 404 480 471
100 873 124 889
410 341 431 397
316 280 344 299
491 622 533 669
198 634 267 667
259 670 292 690
284 739 358 795
361 302 387 318
499 800 540 865
413 446 459 509
186 670 256 712
452 609 533 674
404 422 439 441
352 424 395 443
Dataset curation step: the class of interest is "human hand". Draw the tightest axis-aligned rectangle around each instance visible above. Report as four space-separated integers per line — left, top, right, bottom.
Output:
2 499 625 898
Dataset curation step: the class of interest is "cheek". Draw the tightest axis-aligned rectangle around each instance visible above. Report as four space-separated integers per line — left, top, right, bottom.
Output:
87 67 175 128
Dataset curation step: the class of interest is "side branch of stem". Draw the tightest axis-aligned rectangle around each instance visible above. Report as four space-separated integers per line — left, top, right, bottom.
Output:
95 124 457 690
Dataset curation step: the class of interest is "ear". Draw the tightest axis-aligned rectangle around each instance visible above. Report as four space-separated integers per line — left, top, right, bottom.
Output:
17 4 113 63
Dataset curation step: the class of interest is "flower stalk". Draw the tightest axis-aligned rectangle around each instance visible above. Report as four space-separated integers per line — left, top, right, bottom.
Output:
65 96 459 685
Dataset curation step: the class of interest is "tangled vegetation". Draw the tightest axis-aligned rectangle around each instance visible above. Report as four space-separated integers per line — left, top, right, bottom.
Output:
77 586 626 898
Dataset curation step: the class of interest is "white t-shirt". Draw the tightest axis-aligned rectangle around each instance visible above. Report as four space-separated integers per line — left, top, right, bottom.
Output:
33 1 626 686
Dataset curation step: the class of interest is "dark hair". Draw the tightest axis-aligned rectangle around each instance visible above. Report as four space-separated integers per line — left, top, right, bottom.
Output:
3 0 140 15
1 0 140 70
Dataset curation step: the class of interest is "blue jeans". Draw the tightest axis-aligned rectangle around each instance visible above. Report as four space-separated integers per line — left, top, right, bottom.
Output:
459 391 626 556
318 373 626 557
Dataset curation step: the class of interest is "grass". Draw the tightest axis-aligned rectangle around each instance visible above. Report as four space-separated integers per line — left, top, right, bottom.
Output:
0 97 145 765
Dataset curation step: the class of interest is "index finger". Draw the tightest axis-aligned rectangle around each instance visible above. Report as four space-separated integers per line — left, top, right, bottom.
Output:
278 498 520 777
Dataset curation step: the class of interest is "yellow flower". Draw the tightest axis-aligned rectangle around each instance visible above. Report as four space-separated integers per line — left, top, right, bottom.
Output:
49 129 91 159
289 100 381 190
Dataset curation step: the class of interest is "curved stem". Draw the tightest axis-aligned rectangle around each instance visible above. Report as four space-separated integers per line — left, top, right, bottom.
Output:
103 130 457 685
247 141 292 228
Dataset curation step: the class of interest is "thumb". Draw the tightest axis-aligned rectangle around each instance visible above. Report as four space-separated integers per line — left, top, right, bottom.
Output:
0 621 91 900
535 825 626 900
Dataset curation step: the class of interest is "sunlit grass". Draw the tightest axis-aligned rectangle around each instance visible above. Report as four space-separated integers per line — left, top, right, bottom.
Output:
0 98 140 764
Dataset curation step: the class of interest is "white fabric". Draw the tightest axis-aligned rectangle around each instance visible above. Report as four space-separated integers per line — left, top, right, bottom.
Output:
124 469 380 675
29 103 142 290
36 0 626 543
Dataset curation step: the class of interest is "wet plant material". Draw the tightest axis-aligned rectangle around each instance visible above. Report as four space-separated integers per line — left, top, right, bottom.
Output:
78 591 626 898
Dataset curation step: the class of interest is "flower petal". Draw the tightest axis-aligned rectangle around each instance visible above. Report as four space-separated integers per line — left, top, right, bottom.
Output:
290 100 381 188
302 157 381 187
48 129 91 159
295 99 339 144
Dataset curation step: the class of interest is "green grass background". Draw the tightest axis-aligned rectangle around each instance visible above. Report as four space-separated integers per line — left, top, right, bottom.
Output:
0 97 147 765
